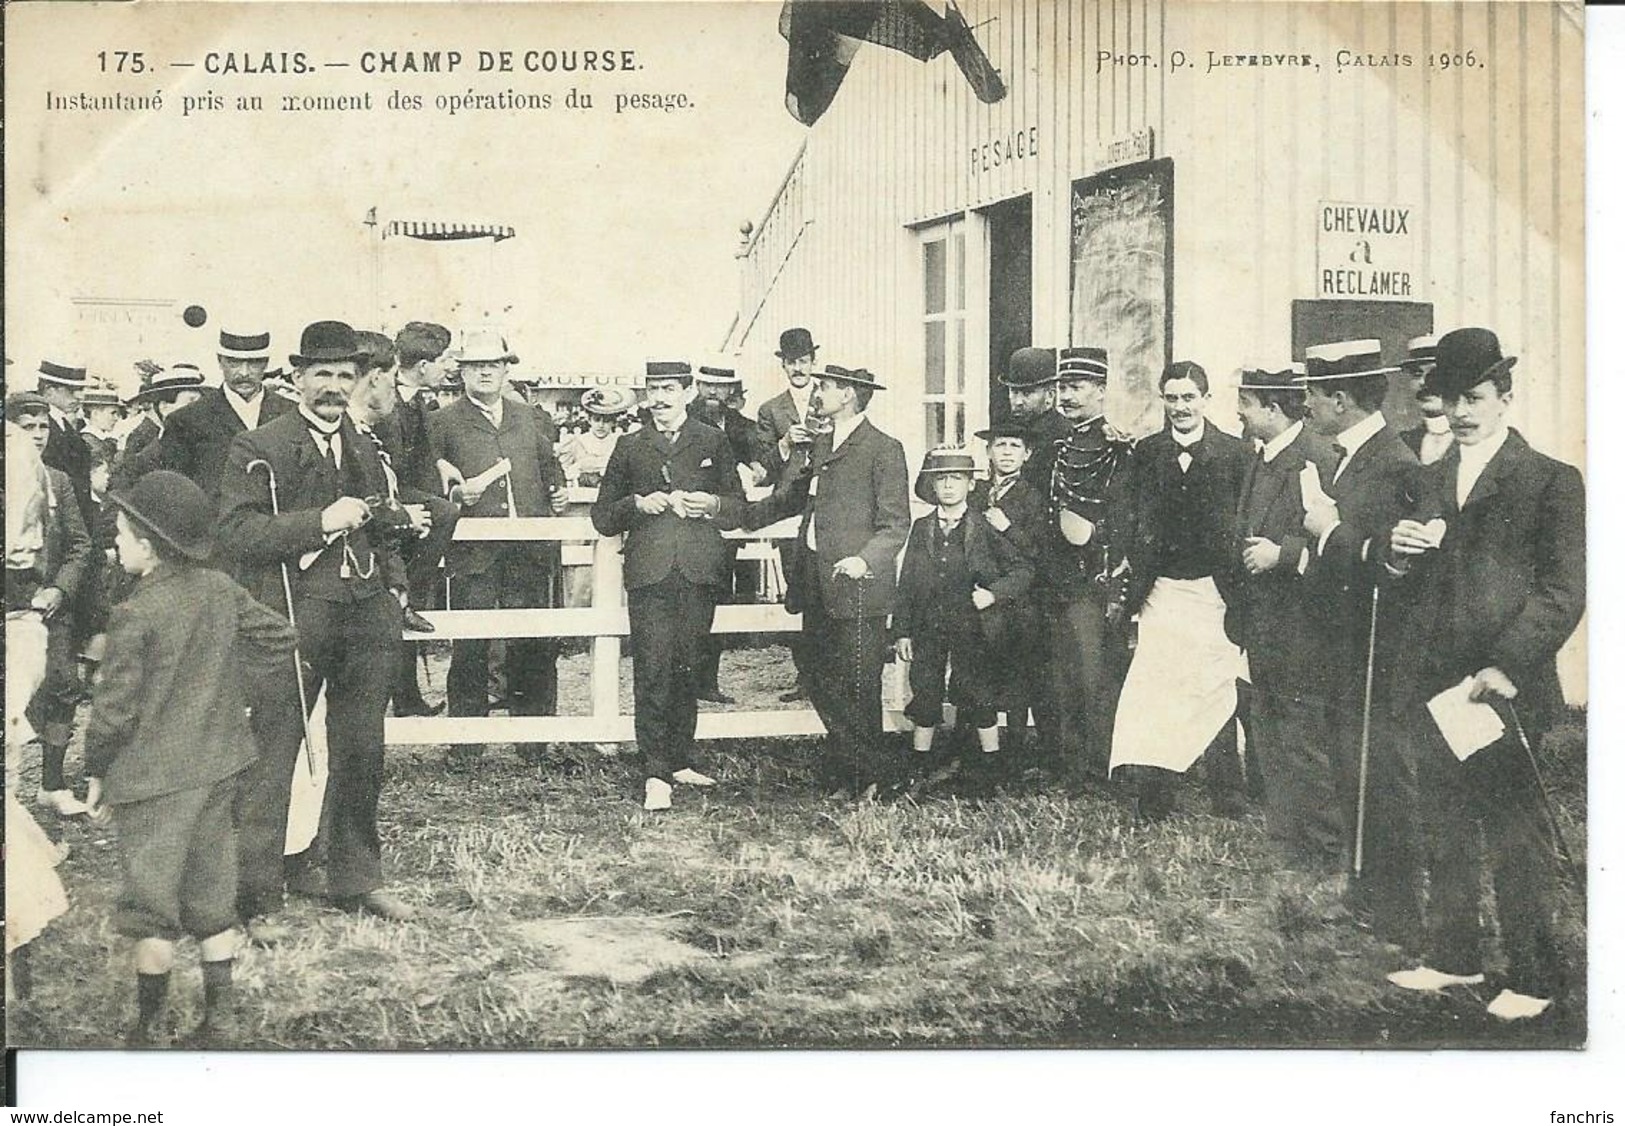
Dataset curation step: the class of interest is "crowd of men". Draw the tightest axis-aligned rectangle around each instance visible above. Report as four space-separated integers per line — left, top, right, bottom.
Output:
3 313 1585 1030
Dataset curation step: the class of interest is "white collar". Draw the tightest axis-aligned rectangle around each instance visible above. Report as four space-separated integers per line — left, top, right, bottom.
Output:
48 405 73 428
936 501 968 524
298 405 342 437
223 384 262 409
788 382 812 410
1457 425 1509 475
1170 420 1206 449
398 383 419 404
831 412 865 450
1423 413 1451 435
1334 411 1387 459
1261 420 1303 464
653 410 688 436
467 392 504 427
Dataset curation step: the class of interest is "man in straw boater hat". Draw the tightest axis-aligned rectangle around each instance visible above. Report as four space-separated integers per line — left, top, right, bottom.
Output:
35 360 94 526
1108 360 1252 822
82 470 298 1046
111 365 207 491
592 360 748 811
118 359 168 458
999 346 1071 492
1298 337 1423 951
1375 327 1584 1022
747 362 911 799
891 445 1034 798
1396 334 1454 467
1039 346 1134 791
78 383 127 457
217 320 418 924
5 391 93 817
157 328 293 499
1229 361 1342 867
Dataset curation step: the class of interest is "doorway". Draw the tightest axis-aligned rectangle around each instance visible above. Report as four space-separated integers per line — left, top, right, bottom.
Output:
984 194 1032 427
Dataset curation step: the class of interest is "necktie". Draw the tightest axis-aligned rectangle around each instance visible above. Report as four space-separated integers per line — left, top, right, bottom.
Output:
308 427 340 473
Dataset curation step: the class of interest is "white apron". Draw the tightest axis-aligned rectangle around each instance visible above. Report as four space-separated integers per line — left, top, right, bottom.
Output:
1109 576 1244 775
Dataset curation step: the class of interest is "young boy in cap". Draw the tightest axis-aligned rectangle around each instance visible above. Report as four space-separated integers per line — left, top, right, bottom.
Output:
83 470 298 1046
892 447 1034 796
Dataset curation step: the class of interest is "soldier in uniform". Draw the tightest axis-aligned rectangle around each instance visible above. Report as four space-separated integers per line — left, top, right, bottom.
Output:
1041 347 1134 788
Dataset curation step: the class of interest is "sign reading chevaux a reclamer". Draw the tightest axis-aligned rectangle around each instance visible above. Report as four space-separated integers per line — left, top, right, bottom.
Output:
1316 201 1417 299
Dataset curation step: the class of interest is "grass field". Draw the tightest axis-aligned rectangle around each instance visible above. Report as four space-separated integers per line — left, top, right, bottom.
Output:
5 645 1588 1050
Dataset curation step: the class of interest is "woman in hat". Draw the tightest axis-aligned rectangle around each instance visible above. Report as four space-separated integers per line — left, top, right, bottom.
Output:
560 386 636 488
83 470 298 1046
891 446 1034 797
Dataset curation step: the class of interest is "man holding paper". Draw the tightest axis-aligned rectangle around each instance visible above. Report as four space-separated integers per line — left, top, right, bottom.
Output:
1378 327 1585 1022
428 328 565 758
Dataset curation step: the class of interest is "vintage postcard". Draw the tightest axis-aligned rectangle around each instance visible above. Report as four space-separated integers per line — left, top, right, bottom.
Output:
2 0 1591 1084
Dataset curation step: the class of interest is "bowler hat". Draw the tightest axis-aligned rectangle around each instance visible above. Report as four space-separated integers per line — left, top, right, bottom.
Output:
454 326 518 366
582 386 637 416
999 347 1058 388
819 364 886 391
914 445 978 503
37 360 87 389
776 327 818 362
1057 347 1108 384
1302 339 1397 382
110 470 216 561
5 391 52 419
1423 328 1517 399
218 329 271 361
291 321 362 367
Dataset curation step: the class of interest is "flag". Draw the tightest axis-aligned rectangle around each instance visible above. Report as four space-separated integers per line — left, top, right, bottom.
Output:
780 0 1004 126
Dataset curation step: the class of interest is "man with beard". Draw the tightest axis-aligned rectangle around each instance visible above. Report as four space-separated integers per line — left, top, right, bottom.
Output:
1000 347 1071 492
158 330 293 499
217 320 416 924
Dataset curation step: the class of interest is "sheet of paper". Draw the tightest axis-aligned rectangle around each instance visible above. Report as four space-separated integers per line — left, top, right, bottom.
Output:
1426 677 1506 762
465 457 513 493
1300 462 1332 510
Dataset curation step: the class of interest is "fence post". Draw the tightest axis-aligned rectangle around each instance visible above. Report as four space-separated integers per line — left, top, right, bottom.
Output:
590 533 624 730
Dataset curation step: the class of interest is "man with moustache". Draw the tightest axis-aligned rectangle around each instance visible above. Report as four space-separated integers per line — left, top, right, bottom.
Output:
1000 347 1072 492
1228 363 1341 866
158 330 294 499
1299 338 1423 951
36 361 93 526
1396 336 1454 467
749 364 910 798
593 361 747 811
217 320 416 924
1109 361 1251 820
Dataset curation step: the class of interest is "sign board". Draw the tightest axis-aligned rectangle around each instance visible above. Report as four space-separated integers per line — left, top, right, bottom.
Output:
1315 201 1417 300
513 371 644 390
1092 127 1155 172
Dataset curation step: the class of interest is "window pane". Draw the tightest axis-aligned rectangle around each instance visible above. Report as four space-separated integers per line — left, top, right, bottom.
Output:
953 232 966 311
926 401 947 447
954 319 966 393
924 240 947 315
925 321 946 394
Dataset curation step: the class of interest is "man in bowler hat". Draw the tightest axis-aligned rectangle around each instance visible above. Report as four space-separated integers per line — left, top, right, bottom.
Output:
217 320 417 924
1000 346 1071 492
758 328 823 701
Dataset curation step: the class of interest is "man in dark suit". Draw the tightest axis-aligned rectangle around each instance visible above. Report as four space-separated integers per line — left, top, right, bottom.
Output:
757 328 821 702
749 364 910 797
1000 347 1072 492
158 330 294 498
217 320 416 923
690 363 761 704
7 392 93 817
1396 335 1454 467
1379 328 1584 1022
1300 338 1424 951
427 327 565 760
1109 361 1252 819
36 361 93 525
592 361 748 810
1230 364 1341 865
112 366 207 492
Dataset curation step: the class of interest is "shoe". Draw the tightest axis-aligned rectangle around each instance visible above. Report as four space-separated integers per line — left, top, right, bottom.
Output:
779 685 809 703
1386 966 1486 992
191 1007 239 1049
1486 988 1554 1021
36 788 88 817
672 768 716 787
697 690 737 705
245 916 293 947
401 606 437 633
393 699 445 718
644 777 673 811
347 890 417 922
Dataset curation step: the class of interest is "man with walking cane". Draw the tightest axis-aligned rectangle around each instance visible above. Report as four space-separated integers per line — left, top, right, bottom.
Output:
1299 339 1422 952
1374 328 1584 1022
217 320 417 923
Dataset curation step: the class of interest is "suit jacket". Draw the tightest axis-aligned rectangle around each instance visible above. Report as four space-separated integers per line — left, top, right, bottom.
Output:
83 564 297 804
1228 425 1338 687
43 414 93 525
1123 423 1251 614
892 508 1034 651
428 395 565 576
970 474 1046 558
756 388 807 480
372 390 438 497
121 416 161 459
158 387 295 498
30 467 92 600
1381 429 1585 730
216 410 406 608
591 415 746 590
755 417 910 620
1019 409 1073 493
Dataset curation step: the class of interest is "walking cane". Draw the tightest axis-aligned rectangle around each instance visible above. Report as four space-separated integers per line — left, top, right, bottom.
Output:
1505 703 1581 882
246 459 318 778
1352 584 1381 878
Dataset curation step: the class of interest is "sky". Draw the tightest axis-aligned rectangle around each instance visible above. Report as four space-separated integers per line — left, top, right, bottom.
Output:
4 1 809 393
